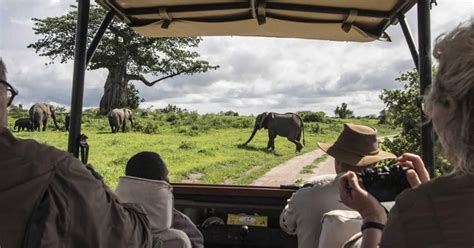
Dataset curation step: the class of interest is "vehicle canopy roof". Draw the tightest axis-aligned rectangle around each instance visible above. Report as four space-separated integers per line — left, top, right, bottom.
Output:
95 0 416 42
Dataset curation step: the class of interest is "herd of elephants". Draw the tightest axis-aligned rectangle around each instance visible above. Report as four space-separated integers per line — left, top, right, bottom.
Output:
13 103 306 151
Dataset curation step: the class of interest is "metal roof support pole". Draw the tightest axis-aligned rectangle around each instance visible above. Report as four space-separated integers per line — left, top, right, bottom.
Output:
86 11 114 65
399 15 419 71
417 0 435 177
68 0 90 156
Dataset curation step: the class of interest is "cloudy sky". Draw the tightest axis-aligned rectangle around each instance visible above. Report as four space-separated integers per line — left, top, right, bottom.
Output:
0 1 472 116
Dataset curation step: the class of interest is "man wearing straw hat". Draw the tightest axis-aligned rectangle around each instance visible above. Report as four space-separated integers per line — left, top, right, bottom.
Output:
280 123 396 248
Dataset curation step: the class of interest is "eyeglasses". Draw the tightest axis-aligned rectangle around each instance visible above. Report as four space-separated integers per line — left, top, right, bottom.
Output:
0 80 19 107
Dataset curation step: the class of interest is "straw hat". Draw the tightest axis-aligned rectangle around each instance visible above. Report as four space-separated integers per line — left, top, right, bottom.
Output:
318 123 396 166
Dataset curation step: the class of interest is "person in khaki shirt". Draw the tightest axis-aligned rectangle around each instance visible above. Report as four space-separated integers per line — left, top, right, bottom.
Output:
280 123 396 248
339 21 474 248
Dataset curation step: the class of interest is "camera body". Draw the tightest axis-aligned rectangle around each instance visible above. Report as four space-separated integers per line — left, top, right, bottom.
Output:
356 165 410 202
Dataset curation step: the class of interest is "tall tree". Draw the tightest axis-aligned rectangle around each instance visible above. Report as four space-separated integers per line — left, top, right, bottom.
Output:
334 102 353 118
28 5 218 114
379 69 421 155
379 68 451 174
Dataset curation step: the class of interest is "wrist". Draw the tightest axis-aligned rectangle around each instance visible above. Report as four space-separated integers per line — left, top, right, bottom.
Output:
360 204 387 224
363 213 387 224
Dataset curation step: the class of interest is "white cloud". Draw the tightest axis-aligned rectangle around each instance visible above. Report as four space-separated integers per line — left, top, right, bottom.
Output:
1 1 473 116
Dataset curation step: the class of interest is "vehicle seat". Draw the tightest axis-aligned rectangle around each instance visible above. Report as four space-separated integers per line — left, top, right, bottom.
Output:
115 176 191 248
318 210 362 248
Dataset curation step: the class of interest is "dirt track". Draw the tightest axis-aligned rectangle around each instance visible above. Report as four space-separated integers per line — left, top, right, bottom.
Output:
251 148 335 186
250 135 394 186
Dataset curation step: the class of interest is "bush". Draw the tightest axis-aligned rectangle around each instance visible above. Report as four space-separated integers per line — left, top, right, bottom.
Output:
179 141 196 150
298 111 327 123
308 123 320 134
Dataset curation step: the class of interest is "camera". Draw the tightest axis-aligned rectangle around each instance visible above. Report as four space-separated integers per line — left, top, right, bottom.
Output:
356 165 411 202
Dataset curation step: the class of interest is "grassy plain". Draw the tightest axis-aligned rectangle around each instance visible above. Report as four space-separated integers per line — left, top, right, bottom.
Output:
8 111 399 188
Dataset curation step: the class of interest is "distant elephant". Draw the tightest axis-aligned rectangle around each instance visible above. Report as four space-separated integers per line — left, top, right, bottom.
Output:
65 114 70 131
29 103 60 131
244 112 305 152
108 108 134 133
14 118 34 132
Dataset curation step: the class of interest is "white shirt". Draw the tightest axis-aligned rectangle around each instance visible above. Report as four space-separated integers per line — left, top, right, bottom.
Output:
280 174 351 248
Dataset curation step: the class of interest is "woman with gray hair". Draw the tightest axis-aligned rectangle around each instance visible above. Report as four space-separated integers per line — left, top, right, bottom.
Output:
338 21 474 247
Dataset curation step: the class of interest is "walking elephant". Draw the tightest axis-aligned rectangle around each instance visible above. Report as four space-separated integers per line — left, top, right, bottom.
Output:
108 108 134 133
29 103 60 131
244 112 305 152
14 118 34 132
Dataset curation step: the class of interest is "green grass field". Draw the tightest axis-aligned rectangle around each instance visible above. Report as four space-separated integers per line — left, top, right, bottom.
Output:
8 111 399 188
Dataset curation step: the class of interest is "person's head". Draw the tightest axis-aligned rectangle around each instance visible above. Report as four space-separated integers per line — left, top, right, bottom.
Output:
318 123 396 174
0 58 8 127
425 21 474 175
0 58 18 128
125 151 169 182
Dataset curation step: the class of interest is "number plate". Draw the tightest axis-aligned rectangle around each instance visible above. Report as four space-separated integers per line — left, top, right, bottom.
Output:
227 214 268 227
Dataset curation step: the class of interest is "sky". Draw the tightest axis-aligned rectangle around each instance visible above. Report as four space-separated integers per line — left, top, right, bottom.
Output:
0 0 472 116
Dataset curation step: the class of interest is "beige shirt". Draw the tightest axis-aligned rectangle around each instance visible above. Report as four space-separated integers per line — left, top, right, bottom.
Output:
380 172 474 248
280 174 351 248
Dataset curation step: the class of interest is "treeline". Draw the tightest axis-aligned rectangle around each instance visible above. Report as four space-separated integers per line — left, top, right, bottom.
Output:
8 103 384 137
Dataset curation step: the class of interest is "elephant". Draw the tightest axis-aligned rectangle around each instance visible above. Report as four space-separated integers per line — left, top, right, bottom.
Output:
29 103 60 131
108 108 134 133
14 118 34 132
244 112 305 152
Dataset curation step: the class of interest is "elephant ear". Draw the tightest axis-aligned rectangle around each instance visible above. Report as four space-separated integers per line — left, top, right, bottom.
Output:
257 112 269 129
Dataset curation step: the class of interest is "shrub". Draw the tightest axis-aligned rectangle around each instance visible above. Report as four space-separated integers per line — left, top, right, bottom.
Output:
179 141 196 150
298 111 327 123
308 123 320 134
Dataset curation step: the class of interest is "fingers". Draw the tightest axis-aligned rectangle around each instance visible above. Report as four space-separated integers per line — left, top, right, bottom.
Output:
338 172 352 201
406 169 422 187
397 153 430 183
346 171 363 192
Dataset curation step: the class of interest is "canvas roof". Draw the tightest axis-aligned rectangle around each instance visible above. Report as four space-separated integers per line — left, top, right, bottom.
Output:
96 0 416 42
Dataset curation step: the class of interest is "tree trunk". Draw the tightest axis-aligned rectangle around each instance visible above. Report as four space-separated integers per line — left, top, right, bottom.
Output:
99 65 128 115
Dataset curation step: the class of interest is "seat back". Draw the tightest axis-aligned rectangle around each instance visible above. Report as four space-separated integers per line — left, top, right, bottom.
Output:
318 210 362 248
116 176 191 248
116 176 173 231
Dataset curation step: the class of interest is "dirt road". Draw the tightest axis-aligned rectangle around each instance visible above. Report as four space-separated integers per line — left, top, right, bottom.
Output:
251 149 335 186
251 135 394 186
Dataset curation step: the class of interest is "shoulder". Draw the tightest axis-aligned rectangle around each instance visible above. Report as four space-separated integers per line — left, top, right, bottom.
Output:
1 129 86 178
303 174 337 188
395 173 472 209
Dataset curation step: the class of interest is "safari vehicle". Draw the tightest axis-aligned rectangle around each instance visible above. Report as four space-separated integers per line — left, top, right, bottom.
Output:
67 0 435 247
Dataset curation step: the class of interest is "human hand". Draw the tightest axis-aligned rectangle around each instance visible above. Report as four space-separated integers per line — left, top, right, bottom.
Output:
339 172 387 223
396 153 431 187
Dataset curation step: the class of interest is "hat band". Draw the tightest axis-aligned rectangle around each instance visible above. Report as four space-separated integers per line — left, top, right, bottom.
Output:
334 143 380 157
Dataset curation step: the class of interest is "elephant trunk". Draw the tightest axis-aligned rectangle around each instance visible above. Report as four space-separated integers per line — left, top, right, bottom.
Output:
244 125 259 145
51 113 60 130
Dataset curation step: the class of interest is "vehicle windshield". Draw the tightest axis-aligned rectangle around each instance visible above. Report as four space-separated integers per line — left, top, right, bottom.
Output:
3 1 470 188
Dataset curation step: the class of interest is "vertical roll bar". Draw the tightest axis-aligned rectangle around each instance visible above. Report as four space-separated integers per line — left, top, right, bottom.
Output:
417 0 435 177
68 0 90 156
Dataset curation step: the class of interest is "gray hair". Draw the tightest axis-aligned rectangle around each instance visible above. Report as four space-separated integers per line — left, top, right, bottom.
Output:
429 21 474 175
0 58 6 81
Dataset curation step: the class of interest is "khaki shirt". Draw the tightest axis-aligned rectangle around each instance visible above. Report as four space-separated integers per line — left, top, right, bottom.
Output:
0 127 151 248
280 174 351 248
380 172 474 248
